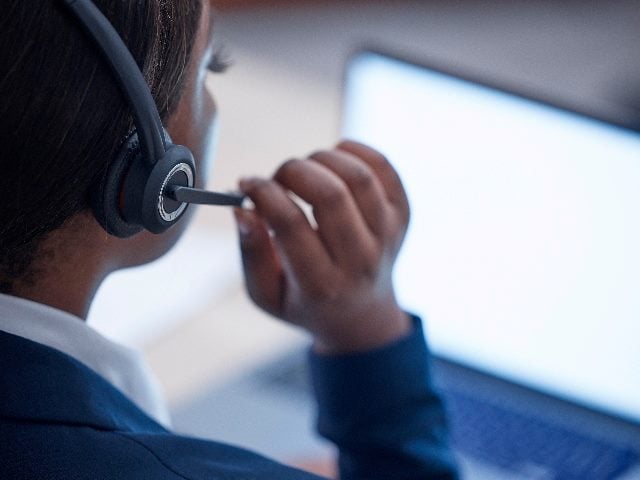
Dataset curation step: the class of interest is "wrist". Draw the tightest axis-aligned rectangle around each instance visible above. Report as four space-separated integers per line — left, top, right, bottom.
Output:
313 306 412 356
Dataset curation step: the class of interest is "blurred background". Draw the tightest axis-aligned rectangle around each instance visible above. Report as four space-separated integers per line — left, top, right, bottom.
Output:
86 0 640 476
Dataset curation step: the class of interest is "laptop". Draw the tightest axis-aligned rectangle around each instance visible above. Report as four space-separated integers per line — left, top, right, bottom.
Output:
174 50 640 479
341 49 640 479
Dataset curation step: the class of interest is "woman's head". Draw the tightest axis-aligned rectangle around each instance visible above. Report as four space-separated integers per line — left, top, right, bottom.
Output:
0 0 217 294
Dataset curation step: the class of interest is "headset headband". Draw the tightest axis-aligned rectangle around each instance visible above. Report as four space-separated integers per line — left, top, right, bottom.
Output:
60 0 166 166
60 0 245 230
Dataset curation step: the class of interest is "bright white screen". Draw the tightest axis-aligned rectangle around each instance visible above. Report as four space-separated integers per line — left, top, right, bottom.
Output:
343 52 640 423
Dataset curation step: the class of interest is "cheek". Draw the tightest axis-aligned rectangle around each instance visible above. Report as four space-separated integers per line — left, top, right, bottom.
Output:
167 78 219 188
194 84 219 185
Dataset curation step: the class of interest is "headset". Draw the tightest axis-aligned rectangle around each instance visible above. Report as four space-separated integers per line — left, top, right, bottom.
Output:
60 0 245 238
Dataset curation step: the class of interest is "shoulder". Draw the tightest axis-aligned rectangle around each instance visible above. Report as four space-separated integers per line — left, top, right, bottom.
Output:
1 420 324 480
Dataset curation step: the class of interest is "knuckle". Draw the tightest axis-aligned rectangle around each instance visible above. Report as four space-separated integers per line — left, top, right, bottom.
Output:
376 150 391 163
321 181 350 208
275 158 302 182
388 214 407 239
371 151 391 169
350 164 375 191
384 193 410 228
337 139 360 152
308 150 331 161
340 140 389 162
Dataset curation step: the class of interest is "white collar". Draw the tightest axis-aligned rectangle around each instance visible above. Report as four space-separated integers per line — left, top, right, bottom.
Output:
0 293 171 427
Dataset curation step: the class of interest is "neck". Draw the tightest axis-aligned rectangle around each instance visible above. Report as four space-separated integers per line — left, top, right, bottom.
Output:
12 268 106 321
5 211 181 320
9 212 115 320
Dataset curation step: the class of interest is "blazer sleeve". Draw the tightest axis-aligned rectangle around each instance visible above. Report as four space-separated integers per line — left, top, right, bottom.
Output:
309 315 460 480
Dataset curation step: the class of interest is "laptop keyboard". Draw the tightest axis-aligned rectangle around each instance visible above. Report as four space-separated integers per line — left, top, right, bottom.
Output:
259 352 639 479
441 387 640 479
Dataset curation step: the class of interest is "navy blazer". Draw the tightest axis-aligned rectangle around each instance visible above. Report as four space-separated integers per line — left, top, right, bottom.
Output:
0 320 458 479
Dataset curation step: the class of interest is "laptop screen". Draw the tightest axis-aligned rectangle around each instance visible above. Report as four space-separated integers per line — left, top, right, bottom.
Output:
342 50 640 423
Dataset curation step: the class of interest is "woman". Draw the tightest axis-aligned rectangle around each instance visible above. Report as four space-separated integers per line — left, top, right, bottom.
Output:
0 1 458 478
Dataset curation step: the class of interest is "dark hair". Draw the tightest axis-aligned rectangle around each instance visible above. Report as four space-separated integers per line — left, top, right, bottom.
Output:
0 0 203 292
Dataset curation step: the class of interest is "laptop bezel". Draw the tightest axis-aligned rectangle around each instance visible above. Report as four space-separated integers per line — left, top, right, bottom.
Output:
340 46 640 432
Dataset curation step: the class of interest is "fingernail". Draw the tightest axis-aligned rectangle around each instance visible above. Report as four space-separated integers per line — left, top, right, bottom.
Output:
234 208 252 238
239 176 258 194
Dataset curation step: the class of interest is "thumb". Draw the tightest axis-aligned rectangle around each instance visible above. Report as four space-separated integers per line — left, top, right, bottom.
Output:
234 208 284 316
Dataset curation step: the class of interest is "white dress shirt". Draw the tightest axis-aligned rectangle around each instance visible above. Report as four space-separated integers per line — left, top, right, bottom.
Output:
0 293 171 427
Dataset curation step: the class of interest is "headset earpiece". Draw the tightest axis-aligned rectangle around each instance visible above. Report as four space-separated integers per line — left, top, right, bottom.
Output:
91 129 195 238
120 139 195 235
91 133 145 238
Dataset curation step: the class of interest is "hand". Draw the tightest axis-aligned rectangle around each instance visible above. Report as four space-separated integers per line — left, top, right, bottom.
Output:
234 141 411 354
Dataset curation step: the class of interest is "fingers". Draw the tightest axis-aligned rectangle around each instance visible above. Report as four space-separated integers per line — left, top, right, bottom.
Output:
273 158 379 268
233 208 283 315
239 177 334 288
308 149 391 237
238 141 407 299
236 141 411 348
336 140 410 224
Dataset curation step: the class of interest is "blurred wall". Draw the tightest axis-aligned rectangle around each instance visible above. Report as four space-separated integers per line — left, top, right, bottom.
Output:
136 0 640 408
